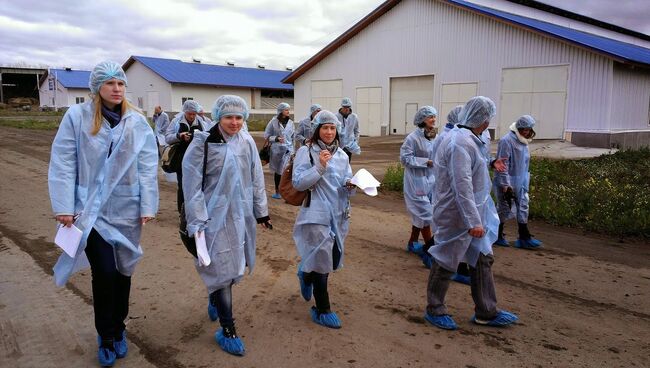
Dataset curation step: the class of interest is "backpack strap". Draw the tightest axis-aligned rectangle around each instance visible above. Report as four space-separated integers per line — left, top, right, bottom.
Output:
202 139 209 190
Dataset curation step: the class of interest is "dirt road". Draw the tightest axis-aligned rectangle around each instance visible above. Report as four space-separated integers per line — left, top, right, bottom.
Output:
1 127 648 368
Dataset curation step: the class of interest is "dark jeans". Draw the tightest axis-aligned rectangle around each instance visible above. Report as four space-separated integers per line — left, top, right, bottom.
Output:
176 170 184 213
210 284 234 328
304 272 330 313
274 173 281 193
85 229 131 342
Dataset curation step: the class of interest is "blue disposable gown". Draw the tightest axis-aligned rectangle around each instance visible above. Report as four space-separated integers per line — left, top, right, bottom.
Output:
429 127 499 271
264 117 295 175
400 128 435 228
335 112 361 154
295 116 314 146
48 102 159 286
292 145 354 274
493 130 530 223
182 128 268 293
153 111 170 147
164 115 213 145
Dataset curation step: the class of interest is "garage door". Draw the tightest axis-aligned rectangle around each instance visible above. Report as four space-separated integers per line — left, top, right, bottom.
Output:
311 80 342 113
440 82 478 122
499 65 568 139
356 87 382 136
390 75 434 135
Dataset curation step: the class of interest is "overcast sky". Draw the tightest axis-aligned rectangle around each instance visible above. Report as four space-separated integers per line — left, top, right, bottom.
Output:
0 0 648 71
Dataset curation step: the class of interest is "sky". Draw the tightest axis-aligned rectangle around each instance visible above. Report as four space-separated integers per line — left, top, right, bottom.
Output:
0 0 648 71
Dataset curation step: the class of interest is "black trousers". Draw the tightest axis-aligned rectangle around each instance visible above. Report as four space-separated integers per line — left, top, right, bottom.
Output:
85 229 131 341
210 284 234 328
176 170 184 213
274 173 281 193
304 272 330 313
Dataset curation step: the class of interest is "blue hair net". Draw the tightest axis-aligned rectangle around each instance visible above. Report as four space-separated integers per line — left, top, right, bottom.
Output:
310 104 322 115
182 100 201 113
447 105 463 125
89 61 127 95
313 110 340 128
413 106 438 126
459 96 496 128
516 115 536 129
341 97 352 107
277 102 290 114
212 95 249 121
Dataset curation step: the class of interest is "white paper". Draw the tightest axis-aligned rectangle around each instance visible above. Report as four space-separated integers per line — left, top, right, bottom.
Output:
195 231 211 266
54 224 83 258
350 168 380 196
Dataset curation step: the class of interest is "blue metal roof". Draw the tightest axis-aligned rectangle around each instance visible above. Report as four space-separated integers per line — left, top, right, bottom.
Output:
129 56 293 90
449 0 650 66
51 69 90 89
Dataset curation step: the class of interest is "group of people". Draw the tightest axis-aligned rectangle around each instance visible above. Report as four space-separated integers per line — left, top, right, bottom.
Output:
48 60 542 367
399 97 542 330
48 61 362 366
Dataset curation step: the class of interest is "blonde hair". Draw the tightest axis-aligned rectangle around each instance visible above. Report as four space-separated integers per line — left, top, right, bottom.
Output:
90 94 139 135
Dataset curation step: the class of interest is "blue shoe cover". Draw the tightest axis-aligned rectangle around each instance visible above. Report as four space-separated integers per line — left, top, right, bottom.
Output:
514 239 541 249
420 253 433 269
493 237 509 247
271 193 282 199
424 313 457 330
527 238 543 247
97 346 116 367
208 300 219 322
310 307 342 329
297 271 313 301
215 329 245 356
407 242 423 254
114 331 128 359
472 310 519 326
451 273 471 285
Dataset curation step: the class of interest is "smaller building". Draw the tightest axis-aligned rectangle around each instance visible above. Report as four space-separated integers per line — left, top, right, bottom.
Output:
123 56 294 116
39 68 91 108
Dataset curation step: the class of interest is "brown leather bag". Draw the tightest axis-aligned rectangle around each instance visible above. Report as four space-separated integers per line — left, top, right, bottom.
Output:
279 147 314 206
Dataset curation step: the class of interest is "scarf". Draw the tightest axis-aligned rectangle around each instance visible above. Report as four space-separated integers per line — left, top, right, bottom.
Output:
277 114 289 126
338 108 351 119
101 103 122 128
510 122 532 145
316 139 339 154
423 127 436 140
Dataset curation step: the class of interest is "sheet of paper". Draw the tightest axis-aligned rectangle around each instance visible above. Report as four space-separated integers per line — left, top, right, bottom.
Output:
350 168 380 196
54 224 83 258
195 231 211 266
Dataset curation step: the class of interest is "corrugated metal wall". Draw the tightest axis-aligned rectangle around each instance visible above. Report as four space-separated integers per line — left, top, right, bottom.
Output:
294 0 650 135
611 63 650 131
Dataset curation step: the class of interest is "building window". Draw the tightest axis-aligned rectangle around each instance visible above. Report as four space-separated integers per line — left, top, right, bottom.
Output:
182 97 194 104
137 97 144 109
75 97 84 104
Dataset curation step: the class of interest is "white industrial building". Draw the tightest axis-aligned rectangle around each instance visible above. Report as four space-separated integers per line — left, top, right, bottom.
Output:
283 0 650 149
123 56 294 117
38 68 91 108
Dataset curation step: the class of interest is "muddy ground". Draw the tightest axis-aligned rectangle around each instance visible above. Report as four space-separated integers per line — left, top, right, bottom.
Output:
0 127 648 368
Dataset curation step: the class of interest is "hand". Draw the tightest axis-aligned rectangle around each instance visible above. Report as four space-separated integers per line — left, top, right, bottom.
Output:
493 157 508 172
345 180 356 189
468 226 485 238
277 137 285 144
427 160 433 167
319 150 332 167
260 220 273 230
502 185 512 193
56 215 74 227
179 132 191 142
140 217 154 225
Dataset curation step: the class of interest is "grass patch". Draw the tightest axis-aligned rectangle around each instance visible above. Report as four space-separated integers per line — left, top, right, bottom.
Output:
246 119 268 132
0 119 60 130
0 110 65 117
381 149 650 237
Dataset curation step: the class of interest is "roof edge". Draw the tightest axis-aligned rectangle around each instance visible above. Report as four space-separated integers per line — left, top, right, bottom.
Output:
282 0 401 84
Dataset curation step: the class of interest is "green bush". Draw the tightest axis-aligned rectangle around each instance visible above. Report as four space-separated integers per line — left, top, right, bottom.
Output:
381 148 650 237
246 119 267 132
382 163 404 191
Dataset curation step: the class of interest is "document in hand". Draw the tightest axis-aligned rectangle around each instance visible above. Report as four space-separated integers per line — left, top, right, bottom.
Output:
54 224 83 258
350 168 381 196
195 230 211 266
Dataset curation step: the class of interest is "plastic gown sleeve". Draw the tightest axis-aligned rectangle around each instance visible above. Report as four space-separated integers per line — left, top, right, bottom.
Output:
48 110 78 215
292 147 323 191
182 139 209 236
165 118 181 145
400 138 429 168
263 121 277 142
494 138 512 189
250 137 269 219
449 144 482 229
138 132 159 216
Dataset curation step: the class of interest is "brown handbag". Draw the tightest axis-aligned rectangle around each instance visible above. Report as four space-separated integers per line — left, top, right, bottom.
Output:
279 147 314 206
